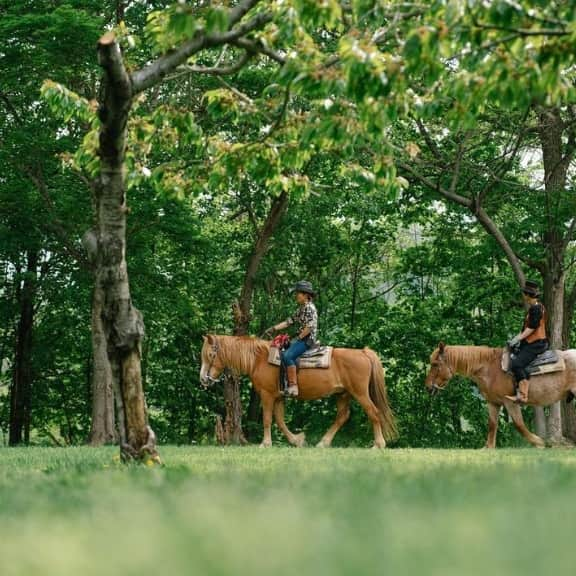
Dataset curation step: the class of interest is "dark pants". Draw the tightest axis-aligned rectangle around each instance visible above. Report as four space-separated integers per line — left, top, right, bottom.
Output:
510 339 548 384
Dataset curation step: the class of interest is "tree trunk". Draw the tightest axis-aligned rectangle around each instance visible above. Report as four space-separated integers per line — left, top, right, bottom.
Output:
9 250 38 446
96 33 158 463
88 283 116 445
221 191 289 444
245 386 261 441
562 281 576 441
350 252 361 331
220 372 247 445
534 408 547 439
116 1 125 24
542 267 565 443
538 107 571 445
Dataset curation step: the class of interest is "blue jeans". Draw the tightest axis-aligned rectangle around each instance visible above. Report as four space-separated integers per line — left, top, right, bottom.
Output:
281 339 309 367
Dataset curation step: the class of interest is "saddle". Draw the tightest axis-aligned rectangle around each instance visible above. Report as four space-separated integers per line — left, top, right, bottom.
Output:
268 345 333 369
501 348 565 376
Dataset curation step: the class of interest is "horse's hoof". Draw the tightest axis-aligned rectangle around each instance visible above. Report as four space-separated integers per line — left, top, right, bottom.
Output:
259 441 272 448
316 440 329 448
294 432 306 448
372 442 386 450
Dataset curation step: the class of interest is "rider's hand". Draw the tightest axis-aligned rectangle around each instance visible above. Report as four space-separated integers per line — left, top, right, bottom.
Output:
507 335 521 349
264 326 275 338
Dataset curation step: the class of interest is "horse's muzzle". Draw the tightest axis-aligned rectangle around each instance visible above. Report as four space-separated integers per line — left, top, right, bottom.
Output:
428 383 443 396
200 375 222 389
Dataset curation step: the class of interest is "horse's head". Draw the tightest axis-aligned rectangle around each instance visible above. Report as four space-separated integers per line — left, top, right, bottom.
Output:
425 341 454 396
200 334 225 388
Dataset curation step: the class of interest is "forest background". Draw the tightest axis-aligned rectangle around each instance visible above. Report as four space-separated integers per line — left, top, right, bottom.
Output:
2 0 576 451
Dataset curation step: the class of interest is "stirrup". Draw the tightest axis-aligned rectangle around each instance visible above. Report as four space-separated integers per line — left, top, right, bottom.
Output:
284 385 299 397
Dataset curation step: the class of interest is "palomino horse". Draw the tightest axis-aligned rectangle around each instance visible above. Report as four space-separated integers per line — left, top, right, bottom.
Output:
200 335 397 448
425 342 576 448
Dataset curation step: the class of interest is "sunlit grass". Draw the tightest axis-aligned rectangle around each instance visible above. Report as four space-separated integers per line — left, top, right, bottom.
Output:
1 446 575 576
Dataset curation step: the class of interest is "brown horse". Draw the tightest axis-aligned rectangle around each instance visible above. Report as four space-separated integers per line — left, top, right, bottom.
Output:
424 342 576 448
200 335 397 448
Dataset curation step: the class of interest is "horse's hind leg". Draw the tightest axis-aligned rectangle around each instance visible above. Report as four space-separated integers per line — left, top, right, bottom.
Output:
274 400 306 447
353 393 386 449
504 402 546 448
317 393 351 448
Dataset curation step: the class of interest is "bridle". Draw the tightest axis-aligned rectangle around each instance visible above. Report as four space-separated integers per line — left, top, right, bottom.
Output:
203 340 223 386
429 354 454 395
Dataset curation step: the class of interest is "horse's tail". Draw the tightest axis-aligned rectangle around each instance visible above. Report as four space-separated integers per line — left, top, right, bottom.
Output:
364 348 398 442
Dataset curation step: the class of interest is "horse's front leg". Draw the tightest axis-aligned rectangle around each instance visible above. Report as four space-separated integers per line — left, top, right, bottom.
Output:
484 403 501 449
274 400 306 447
260 391 275 448
504 401 546 448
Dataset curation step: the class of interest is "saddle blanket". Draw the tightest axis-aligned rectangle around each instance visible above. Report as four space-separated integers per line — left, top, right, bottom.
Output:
501 349 565 376
268 346 333 369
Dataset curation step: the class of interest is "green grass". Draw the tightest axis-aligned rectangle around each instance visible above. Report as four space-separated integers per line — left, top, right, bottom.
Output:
1 447 576 576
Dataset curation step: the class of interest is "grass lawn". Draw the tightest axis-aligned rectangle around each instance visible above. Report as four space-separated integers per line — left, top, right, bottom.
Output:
1 446 576 576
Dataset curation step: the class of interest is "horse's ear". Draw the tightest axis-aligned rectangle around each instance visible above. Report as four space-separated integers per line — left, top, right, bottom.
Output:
438 341 446 355
204 334 215 345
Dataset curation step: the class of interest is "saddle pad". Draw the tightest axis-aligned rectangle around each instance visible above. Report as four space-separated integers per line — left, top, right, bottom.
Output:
529 349 558 368
501 349 565 375
268 346 333 369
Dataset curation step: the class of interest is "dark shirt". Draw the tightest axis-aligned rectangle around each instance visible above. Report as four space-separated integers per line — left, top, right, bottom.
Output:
526 303 543 330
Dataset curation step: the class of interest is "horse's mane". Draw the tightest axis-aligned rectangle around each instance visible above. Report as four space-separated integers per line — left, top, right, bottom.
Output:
444 345 501 375
215 335 270 374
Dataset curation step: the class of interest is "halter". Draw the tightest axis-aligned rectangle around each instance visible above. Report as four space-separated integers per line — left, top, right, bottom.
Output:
203 340 223 385
430 352 454 395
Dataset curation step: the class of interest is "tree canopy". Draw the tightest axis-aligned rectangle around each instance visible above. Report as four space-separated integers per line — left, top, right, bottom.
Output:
2 0 576 450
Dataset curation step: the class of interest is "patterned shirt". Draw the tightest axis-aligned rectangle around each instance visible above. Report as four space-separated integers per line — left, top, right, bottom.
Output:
286 301 318 344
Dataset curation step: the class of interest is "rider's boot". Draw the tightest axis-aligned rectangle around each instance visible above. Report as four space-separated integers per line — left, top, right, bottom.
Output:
285 365 299 397
505 379 529 404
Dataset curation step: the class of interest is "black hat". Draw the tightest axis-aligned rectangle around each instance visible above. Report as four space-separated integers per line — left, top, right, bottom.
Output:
522 280 540 298
290 280 316 297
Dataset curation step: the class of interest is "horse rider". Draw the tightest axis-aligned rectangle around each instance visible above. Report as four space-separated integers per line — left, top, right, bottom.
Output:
265 281 318 397
505 280 548 404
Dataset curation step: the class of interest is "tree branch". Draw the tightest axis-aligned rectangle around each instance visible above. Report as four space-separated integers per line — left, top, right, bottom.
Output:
415 118 443 161
0 89 23 124
358 281 401 305
97 31 132 168
232 37 287 65
449 137 465 196
236 191 289 332
228 0 263 26
398 158 526 287
397 160 471 208
169 50 252 78
474 206 526 287
255 82 291 145
472 22 568 38
131 10 272 94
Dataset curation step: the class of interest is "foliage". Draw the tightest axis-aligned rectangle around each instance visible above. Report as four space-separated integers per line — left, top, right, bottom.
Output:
3 0 576 447
2 447 576 575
